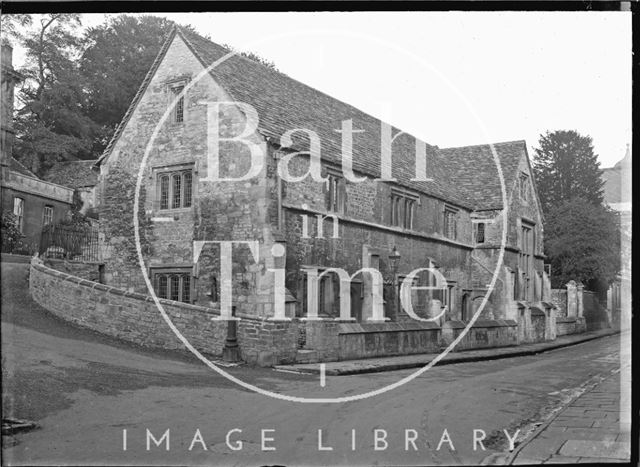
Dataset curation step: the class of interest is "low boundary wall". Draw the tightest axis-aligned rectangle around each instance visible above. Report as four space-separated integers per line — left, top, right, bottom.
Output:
29 257 228 356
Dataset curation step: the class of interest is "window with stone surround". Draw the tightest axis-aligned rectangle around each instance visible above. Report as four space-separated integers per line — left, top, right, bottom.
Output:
43 205 54 226
154 164 194 211
474 221 485 244
167 80 187 124
152 267 192 303
390 189 418 229
443 206 458 240
325 169 346 214
519 173 529 201
13 197 24 232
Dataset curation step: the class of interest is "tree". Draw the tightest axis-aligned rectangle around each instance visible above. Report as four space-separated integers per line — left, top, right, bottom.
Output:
79 15 178 147
544 197 620 294
13 14 98 175
0 14 33 43
532 130 604 215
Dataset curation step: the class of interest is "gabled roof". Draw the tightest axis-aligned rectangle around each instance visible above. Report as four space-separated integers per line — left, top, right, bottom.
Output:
9 157 37 178
43 160 99 189
437 140 529 211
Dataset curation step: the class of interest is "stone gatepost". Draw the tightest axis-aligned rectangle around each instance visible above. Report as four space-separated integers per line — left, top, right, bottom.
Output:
576 282 584 318
544 305 557 341
516 302 530 344
566 280 578 318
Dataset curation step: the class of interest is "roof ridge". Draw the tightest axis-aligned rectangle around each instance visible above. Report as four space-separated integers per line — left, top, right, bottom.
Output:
440 139 527 151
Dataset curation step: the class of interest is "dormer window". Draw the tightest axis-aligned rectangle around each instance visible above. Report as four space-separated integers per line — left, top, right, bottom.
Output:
474 221 485 244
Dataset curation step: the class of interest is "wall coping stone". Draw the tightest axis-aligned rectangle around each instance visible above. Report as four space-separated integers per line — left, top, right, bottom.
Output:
442 320 466 329
44 258 104 266
556 317 577 323
471 319 518 328
338 321 440 334
530 305 546 316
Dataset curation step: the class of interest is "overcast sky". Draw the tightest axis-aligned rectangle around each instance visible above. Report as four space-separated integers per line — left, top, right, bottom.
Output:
11 11 631 167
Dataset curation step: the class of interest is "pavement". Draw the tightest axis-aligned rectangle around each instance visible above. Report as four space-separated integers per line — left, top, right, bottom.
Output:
275 328 620 375
509 370 631 464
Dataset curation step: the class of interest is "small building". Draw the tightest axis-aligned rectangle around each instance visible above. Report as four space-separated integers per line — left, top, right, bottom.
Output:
94 28 550 364
1 42 73 251
43 159 100 218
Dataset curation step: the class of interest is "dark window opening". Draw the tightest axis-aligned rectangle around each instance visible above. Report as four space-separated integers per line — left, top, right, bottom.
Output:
390 193 416 229
326 172 346 214
475 222 485 244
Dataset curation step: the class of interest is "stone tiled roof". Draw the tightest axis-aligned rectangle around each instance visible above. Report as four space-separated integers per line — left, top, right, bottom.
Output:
43 160 99 189
178 28 478 208
99 27 530 211
438 141 529 210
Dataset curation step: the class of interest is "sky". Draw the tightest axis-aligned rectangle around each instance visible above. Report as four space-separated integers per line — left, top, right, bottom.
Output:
8 11 632 168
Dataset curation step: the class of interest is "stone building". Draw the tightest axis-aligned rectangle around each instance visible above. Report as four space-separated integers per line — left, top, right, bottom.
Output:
601 144 631 328
43 159 100 218
1 42 73 251
94 28 550 363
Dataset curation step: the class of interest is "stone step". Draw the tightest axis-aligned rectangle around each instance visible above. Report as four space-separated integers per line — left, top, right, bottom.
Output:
296 349 318 364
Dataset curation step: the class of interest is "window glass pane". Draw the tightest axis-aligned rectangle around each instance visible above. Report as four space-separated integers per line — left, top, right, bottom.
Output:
172 174 182 208
477 222 485 243
160 176 169 210
13 198 24 232
43 206 53 226
170 275 180 301
172 86 184 123
158 275 168 299
182 274 191 303
183 172 192 207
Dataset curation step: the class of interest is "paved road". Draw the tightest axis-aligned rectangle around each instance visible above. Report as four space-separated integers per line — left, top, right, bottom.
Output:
1 262 625 466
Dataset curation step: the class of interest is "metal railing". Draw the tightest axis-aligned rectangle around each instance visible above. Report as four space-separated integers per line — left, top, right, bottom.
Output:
39 223 99 262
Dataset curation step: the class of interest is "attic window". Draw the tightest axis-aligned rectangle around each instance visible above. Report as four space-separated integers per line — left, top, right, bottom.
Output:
519 173 529 201
167 80 187 123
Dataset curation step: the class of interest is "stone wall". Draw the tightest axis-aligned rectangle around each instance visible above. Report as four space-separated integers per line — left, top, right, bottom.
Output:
43 258 101 282
551 289 567 317
442 319 518 350
30 257 229 355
